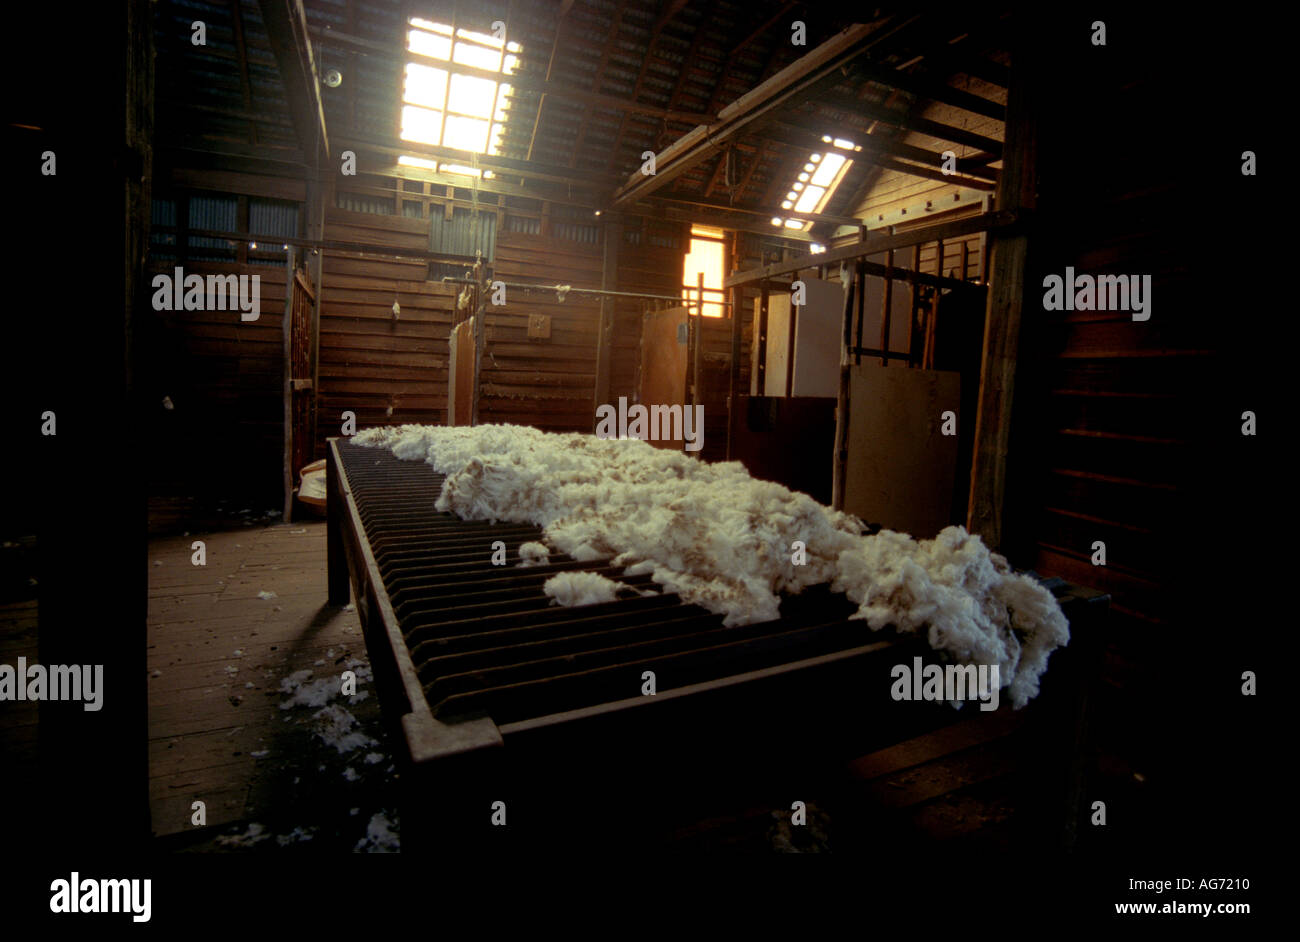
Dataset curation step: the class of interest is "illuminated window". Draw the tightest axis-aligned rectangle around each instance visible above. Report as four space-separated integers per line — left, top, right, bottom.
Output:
770 138 856 230
398 17 520 178
683 225 726 317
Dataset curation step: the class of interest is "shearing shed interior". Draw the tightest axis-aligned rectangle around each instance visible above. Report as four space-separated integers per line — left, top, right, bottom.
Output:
0 0 1284 918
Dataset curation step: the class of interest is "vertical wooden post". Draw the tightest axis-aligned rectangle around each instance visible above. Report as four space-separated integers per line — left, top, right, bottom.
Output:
967 25 1038 549
907 244 920 366
854 260 865 365
470 255 487 427
282 246 296 522
880 245 894 365
326 442 351 605
726 233 743 460
592 220 618 428
783 270 796 397
31 0 154 852
977 195 991 282
692 271 705 409
831 265 858 510
306 171 326 455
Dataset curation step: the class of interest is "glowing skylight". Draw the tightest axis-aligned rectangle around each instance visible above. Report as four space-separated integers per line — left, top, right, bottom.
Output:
400 18 517 179
770 141 854 230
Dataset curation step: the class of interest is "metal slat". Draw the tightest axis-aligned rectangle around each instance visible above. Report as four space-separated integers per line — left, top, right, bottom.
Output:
333 441 1068 729
334 440 894 725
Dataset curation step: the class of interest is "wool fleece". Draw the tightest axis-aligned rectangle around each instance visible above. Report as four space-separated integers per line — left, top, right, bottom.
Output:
354 424 1069 707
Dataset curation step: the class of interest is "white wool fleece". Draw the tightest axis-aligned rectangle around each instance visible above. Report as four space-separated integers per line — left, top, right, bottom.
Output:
354 423 1069 707
542 571 632 607
517 541 550 566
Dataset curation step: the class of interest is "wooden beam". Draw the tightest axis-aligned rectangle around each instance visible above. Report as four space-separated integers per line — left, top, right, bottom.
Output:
655 204 815 242
685 1 798 182
611 18 912 208
228 0 258 144
765 117 998 181
845 60 1006 122
258 0 329 160
725 210 1015 287
335 135 612 188
663 0 719 115
817 90 1003 155
654 0 691 31
966 29 1038 550
378 162 595 206
592 220 619 426
870 155 997 191
526 0 576 161
638 194 864 228
604 0 696 171
571 0 629 167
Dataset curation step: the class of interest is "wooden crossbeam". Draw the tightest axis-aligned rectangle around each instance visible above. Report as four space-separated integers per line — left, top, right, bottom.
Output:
817 90 1003 155
258 0 329 160
724 210 1016 287
610 19 914 209
335 135 615 189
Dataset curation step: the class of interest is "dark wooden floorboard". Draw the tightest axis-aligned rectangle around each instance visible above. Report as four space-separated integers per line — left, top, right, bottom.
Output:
146 521 399 848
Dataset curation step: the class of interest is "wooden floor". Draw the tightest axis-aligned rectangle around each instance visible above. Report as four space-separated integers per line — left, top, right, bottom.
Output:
147 519 399 850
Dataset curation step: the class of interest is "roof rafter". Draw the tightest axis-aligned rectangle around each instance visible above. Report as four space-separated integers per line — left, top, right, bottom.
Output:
610 17 915 209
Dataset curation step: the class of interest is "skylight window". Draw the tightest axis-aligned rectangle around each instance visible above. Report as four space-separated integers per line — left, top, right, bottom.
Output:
770 141 855 231
399 18 519 179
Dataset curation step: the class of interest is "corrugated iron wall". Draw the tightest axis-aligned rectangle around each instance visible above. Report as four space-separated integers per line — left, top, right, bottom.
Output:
148 194 299 267
187 195 238 261
428 207 497 263
336 191 394 215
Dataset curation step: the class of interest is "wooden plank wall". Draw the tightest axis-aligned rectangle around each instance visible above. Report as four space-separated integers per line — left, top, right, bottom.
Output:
313 231 457 456
144 260 287 504
299 200 691 447
698 318 740 461
615 223 690 405
484 228 605 432
480 220 688 432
